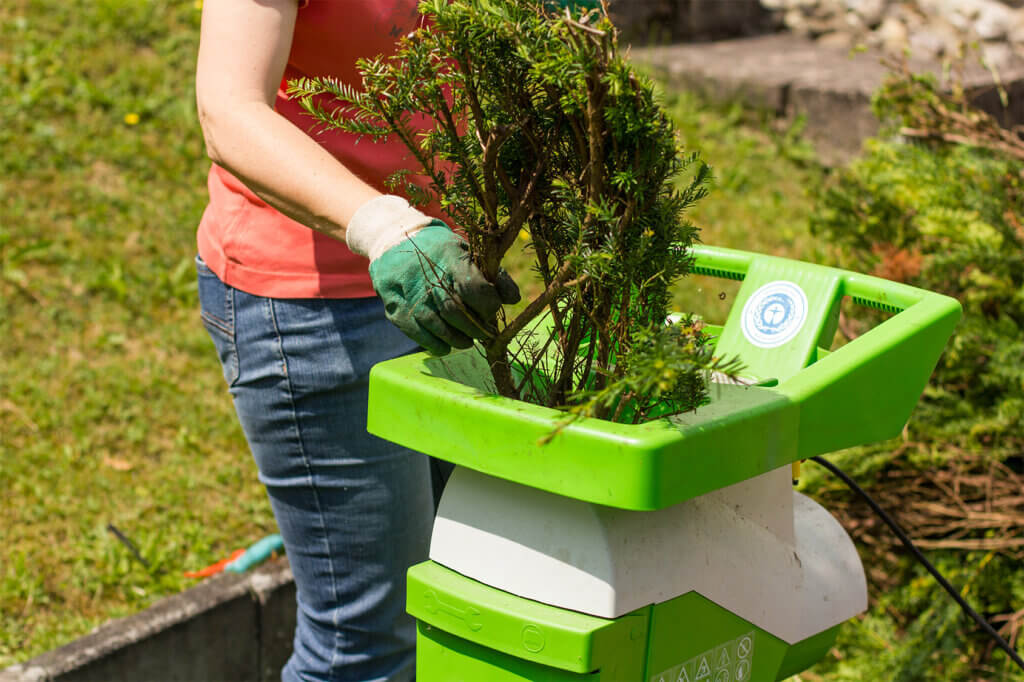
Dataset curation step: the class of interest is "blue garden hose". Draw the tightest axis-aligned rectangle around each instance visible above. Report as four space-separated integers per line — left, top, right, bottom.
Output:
224 534 284 573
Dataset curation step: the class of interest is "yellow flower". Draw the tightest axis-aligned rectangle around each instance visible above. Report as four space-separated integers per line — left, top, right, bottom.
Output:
194 0 203 9
518 229 530 242
124 112 140 126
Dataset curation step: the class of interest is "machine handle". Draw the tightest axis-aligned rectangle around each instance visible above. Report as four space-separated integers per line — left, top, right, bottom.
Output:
690 244 943 315
689 244 962 456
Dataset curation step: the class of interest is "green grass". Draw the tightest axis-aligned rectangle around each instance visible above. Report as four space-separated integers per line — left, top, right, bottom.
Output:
1 0 275 664
0 0 823 669
665 90 822 320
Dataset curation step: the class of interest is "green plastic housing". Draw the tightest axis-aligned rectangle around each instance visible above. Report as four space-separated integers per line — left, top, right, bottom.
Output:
409 561 837 681
367 245 961 510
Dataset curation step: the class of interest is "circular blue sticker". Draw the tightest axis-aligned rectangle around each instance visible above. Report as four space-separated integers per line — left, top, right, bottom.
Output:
740 281 808 349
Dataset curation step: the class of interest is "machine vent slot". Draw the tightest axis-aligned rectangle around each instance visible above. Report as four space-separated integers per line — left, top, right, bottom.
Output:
852 296 904 314
692 266 745 281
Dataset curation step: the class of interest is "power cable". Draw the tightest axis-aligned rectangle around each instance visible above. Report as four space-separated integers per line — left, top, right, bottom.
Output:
809 455 1024 672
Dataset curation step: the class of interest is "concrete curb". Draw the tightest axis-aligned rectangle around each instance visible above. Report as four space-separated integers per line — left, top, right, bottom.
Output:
1 558 295 682
633 33 1024 165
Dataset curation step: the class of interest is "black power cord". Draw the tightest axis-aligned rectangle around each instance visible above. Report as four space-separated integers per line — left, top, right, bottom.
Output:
809 455 1024 672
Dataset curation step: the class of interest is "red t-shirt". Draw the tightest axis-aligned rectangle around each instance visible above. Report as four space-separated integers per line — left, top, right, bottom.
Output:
197 0 440 299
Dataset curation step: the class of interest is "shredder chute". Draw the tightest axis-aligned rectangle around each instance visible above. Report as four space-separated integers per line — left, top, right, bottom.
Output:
368 245 961 681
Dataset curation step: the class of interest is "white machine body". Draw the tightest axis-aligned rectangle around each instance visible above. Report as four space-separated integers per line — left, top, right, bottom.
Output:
429 465 867 645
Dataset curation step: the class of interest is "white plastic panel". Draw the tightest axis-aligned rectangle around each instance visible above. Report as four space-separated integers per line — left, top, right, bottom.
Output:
429 466 867 644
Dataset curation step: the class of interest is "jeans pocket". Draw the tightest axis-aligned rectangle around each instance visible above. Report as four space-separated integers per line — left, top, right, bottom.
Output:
196 256 240 386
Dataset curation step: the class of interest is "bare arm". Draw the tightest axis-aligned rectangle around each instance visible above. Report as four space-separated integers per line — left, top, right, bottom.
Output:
195 0 379 241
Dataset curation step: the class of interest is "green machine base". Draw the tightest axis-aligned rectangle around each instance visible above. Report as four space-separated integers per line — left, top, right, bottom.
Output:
410 562 836 682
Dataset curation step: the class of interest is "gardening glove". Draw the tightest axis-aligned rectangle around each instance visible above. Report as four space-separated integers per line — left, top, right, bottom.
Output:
347 195 520 356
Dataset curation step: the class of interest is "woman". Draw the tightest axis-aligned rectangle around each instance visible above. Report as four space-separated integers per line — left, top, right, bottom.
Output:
193 1 517 680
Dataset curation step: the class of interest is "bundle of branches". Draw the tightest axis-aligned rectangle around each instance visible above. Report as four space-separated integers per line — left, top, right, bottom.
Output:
815 451 1024 582
805 449 1024 676
291 0 739 422
875 57 1024 164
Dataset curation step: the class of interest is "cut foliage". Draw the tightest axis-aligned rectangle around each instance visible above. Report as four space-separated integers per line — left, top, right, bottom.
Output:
291 0 741 422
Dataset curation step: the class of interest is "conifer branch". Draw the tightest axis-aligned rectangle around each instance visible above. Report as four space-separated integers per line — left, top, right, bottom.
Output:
293 0 733 421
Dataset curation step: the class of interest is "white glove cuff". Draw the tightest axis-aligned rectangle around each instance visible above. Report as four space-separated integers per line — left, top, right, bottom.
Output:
346 195 436 263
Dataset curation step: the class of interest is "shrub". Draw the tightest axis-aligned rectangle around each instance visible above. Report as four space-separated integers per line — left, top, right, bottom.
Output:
805 65 1024 680
811 75 1024 452
290 0 739 421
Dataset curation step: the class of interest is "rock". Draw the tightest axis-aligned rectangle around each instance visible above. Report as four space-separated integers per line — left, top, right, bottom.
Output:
843 9 868 34
765 0 818 8
982 39 1016 66
944 8 974 32
845 0 886 27
799 2 849 36
812 0 845 18
754 0 1024 65
781 7 842 37
918 0 978 22
931 16 967 53
1008 8 1024 43
784 7 808 32
974 0 1016 40
909 28 948 58
817 29 855 47
875 15 910 53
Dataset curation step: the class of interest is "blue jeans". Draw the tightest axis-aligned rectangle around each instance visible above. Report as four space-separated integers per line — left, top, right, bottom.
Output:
197 257 442 682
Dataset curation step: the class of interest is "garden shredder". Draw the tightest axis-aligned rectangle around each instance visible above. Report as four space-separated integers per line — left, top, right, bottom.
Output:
367 245 961 681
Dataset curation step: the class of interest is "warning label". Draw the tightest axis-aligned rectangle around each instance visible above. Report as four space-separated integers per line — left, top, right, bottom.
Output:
650 632 755 682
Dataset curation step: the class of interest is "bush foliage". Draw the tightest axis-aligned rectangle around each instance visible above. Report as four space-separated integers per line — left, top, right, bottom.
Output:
812 90 1024 454
805 65 1024 679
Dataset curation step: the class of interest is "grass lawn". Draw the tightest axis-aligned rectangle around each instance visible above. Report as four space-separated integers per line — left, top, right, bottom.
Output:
1 0 822 669
1 0 276 663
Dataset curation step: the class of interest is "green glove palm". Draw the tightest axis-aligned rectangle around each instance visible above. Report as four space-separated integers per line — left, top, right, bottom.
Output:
369 222 520 355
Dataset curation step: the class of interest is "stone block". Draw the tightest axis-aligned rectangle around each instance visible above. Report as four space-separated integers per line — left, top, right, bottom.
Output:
633 33 1024 165
251 559 296 681
4 573 259 682
1 558 297 682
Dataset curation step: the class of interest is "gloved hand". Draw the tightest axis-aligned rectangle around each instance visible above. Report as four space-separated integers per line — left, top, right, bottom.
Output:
347 195 520 356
